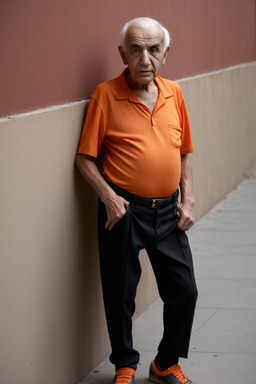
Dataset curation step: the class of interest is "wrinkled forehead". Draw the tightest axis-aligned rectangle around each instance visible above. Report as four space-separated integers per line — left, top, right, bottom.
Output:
125 24 165 47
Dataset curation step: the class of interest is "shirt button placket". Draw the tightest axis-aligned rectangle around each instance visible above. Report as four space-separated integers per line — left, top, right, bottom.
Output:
151 116 157 127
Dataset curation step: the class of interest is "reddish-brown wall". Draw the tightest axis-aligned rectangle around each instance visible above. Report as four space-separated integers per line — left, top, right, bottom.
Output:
0 0 255 117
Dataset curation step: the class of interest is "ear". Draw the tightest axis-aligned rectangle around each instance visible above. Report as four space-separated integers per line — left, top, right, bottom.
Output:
162 46 170 65
118 46 127 65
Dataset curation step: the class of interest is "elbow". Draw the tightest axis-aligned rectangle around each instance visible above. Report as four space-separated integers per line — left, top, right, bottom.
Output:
75 153 81 168
75 153 85 171
75 153 94 172
75 152 85 164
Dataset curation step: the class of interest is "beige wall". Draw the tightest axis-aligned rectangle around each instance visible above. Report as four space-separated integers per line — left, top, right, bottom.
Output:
0 62 256 384
179 62 256 219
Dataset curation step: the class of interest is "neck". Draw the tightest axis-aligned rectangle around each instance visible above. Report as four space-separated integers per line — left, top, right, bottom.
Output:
126 72 157 92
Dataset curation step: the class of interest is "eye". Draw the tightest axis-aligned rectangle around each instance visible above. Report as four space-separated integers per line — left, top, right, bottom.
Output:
150 46 159 54
130 46 141 56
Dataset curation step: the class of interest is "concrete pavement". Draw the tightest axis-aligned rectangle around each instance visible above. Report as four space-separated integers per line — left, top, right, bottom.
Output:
78 173 256 384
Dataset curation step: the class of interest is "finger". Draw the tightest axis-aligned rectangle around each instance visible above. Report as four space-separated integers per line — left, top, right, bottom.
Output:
106 219 117 231
178 217 194 231
186 219 194 230
105 219 111 230
177 212 186 228
105 200 129 231
108 222 115 231
177 212 189 229
177 220 186 230
105 213 124 231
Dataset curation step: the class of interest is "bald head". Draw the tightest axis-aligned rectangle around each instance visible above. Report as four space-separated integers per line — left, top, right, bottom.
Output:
120 17 171 53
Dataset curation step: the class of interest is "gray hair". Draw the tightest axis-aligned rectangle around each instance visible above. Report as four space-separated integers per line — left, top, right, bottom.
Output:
120 17 171 52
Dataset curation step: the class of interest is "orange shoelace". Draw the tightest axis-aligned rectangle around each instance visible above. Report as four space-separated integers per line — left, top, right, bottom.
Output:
116 367 136 384
152 361 188 384
168 365 188 383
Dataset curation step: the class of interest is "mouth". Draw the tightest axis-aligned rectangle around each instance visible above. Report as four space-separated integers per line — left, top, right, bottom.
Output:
138 70 152 74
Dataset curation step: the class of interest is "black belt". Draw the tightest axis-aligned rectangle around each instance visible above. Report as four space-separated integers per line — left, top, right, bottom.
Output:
106 180 179 208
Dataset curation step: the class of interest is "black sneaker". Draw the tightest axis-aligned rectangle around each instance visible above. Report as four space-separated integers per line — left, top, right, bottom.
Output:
113 367 136 384
149 360 195 384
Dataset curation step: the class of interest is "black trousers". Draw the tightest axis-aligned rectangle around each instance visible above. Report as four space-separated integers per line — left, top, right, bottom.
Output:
98 182 198 370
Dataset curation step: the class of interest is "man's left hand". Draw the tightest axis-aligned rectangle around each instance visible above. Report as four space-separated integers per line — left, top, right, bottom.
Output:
177 202 195 231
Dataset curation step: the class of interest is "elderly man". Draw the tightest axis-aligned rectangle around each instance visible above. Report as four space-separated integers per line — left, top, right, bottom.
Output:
76 17 197 384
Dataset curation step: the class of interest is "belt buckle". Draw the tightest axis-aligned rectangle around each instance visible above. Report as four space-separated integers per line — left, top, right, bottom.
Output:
151 199 156 208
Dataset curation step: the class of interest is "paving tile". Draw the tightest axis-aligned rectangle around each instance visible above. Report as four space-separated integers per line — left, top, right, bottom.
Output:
180 352 256 384
193 252 256 280
196 278 256 309
190 309 256 355
132 301 218 351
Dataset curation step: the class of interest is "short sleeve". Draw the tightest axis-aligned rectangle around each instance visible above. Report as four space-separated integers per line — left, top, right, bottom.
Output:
77 96 106 157
179 93 194 155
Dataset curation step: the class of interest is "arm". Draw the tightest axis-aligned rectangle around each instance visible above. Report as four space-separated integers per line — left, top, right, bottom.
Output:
75 154 129 231
177 154 195 231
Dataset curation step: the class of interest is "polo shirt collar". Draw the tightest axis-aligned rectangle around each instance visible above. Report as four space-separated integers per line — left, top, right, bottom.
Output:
116 69 173 103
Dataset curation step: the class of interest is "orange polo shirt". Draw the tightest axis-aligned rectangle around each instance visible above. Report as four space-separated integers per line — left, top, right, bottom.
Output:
78 70 194 198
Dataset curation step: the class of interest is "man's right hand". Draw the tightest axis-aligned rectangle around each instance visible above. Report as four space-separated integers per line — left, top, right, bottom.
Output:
102 193 130 231
75 155 129 230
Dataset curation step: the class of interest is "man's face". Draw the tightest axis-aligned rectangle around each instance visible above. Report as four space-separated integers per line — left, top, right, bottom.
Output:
119 24 169 88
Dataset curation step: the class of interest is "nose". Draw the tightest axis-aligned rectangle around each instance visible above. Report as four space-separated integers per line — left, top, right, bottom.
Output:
140 49 150 66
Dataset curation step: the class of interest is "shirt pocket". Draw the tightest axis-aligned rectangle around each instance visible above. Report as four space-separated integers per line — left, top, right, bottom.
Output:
168 124 182 148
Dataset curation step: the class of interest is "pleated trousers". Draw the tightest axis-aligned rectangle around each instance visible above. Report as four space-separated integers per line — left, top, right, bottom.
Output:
98 182 198 370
